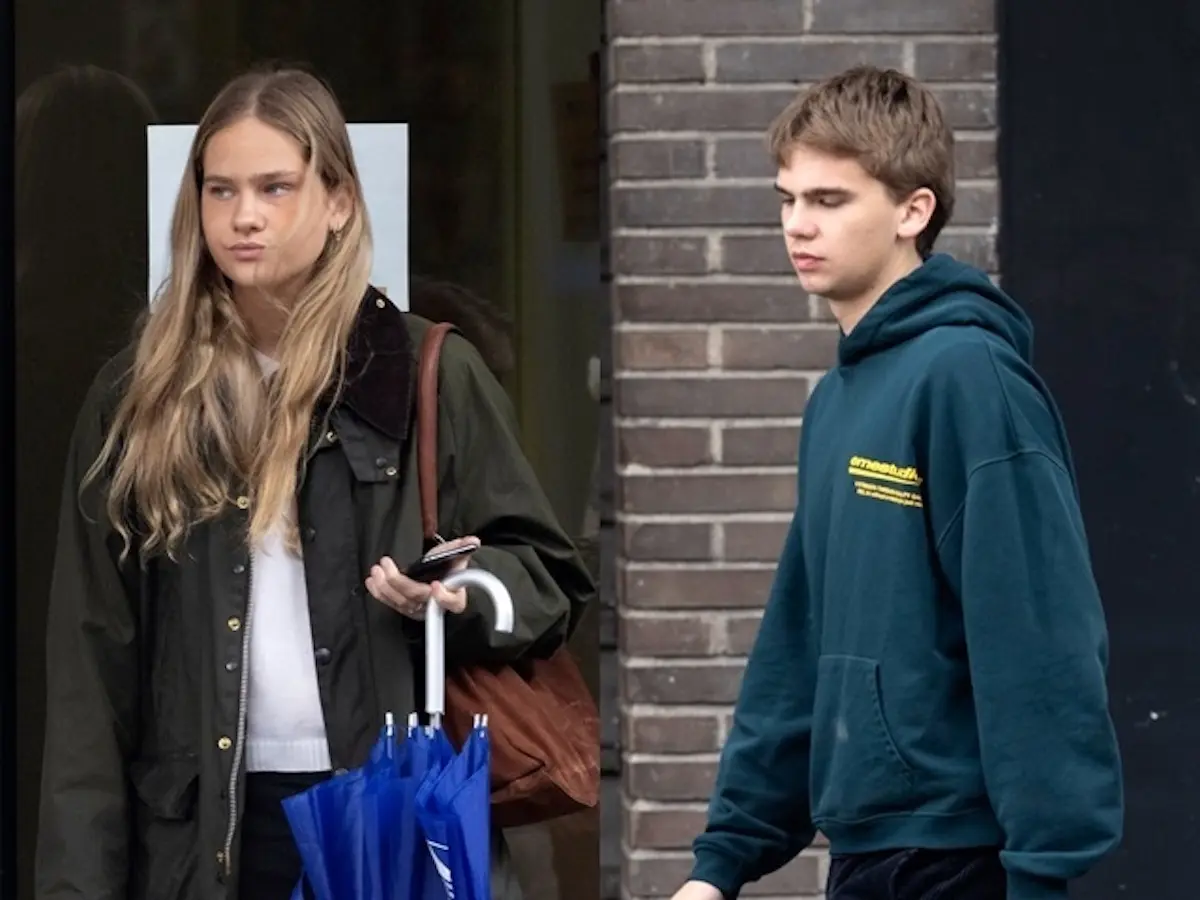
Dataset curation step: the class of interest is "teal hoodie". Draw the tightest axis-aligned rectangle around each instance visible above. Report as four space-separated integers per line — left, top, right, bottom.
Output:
690 255 1123 900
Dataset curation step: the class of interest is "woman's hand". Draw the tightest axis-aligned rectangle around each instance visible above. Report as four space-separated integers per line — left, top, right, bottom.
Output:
365 536 481 619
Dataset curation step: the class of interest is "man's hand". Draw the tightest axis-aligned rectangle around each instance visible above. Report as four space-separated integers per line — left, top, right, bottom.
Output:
365 536 480 619
670 881 724 900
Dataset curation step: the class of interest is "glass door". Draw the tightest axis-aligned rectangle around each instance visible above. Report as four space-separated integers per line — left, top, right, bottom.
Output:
12 2 536 897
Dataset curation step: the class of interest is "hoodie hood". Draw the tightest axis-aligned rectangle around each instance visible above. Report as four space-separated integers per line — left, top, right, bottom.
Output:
838 254 1032 367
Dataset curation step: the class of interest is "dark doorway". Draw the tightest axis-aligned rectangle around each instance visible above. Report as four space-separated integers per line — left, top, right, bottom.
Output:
8 1 602 898
999 2 1200 896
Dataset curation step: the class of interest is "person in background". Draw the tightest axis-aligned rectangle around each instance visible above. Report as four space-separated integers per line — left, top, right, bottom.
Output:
15 64 159 900
670 66 1123 900
36 64 594 900
410 276 518 378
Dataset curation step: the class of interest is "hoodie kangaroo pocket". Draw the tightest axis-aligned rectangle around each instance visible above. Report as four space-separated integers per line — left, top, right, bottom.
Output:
810 655 915 823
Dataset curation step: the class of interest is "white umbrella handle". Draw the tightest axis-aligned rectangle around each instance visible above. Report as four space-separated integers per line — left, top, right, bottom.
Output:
424 567 515 720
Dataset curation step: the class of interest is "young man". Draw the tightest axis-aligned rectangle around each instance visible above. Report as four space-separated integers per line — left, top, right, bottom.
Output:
669 67 1123 900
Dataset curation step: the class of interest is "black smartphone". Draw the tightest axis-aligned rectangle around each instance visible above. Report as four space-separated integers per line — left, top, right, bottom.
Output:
402 543 477 583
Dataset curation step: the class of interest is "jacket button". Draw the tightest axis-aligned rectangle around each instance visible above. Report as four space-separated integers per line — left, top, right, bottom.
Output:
384 466 398 478
232 563 246 574
217 736 232 751
225 660 239 672
325 430 338 443
375 457 388 468
314 647 332 666
216 850 225 866
235 495 250 509
304 527 317 542
227 616 241 632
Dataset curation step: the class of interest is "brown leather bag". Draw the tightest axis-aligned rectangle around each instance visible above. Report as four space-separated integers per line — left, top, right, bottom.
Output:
416 322 600 829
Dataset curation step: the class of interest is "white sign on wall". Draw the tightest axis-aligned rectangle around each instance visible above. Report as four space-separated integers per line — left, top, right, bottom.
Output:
146 122 409 310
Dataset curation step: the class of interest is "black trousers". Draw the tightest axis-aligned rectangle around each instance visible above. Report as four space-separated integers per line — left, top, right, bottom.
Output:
238 771 330 900
827 847 1006 900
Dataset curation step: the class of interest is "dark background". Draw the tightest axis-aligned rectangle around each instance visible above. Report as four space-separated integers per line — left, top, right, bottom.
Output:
6 6 513 897
1 0 17 894
2 2 604 898
1000 1 1200 896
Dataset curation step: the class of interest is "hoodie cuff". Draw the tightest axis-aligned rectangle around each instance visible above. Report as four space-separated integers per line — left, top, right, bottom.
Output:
1007 871 1068 900
689 849 743 900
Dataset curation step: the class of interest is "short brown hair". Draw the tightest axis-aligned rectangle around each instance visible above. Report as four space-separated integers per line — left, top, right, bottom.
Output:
767 66 955 256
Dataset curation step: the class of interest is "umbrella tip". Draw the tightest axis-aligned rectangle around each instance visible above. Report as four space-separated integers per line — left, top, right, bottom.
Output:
384 711 395 728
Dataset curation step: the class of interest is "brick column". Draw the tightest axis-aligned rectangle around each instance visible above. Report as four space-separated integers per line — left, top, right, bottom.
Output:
606 1 998 897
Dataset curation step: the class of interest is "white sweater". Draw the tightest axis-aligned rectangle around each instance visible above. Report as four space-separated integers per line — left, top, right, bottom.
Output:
244 352 332 773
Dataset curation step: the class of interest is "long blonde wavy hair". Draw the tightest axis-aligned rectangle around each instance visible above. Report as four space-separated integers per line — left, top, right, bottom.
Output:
86 67 373 561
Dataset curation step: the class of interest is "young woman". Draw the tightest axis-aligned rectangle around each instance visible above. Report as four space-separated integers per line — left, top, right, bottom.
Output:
35 65 594 900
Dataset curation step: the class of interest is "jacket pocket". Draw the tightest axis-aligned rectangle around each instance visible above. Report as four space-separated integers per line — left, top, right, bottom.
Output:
810 655 914 823
128 754 200 900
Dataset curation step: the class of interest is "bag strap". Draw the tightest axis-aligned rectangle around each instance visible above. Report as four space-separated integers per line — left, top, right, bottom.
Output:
417 322 455 545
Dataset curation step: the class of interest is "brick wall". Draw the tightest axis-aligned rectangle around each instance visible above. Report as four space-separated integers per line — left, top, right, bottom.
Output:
604 1 999 897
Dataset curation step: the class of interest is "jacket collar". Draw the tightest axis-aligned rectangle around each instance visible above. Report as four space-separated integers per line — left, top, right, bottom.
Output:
334 285 416 441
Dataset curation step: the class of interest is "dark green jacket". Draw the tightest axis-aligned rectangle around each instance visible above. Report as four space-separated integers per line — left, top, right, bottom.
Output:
35 288 595 900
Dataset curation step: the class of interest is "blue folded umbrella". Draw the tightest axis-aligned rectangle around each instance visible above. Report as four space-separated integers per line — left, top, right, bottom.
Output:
281 568 515 900
414 716 493 900
283 715 453 900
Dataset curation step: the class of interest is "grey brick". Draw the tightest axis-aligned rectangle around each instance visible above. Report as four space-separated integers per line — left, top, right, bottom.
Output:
623 522 712 562
723 425 801 466
950 182 999 227
724 611 767 654
612 42 706 83
624 711 723 753
616 328 709 369
622 611 721 655
622 566 776 610
612 138 707 180
610 87 796 132
715 39 904 84
933 86 998 129
613 185 778 228
618 375 809 418
936 229 997 271
810 0 994 34
955 134 997 179
624 662 744 704
613 235 708 275
713 137 774 178
625 758 718 800
615 282 813 323
915 38 998 81
724 521 790 562
722 326 840 370
610 0 805 37
618 425 713 467
627 806 708 849
620 472 797 514
720 234 791 276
